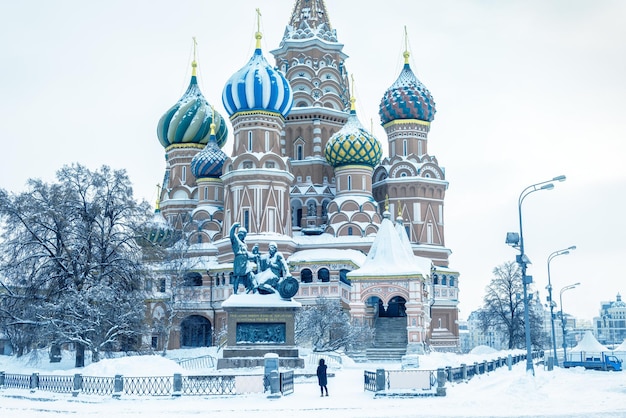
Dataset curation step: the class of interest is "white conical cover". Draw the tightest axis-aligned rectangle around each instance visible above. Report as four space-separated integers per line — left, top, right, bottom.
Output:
570 330 608 352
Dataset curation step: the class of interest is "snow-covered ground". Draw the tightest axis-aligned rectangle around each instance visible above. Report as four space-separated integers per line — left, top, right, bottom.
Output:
1 347 625 417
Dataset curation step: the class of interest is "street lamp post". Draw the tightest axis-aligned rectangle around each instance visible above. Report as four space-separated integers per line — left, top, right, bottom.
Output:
507 175 566 375
547 246 576 367
560 282 580 365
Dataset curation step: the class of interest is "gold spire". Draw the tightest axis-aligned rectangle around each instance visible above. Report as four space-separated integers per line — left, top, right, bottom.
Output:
350 74 356 111
210 105 216 136
403 26 410 65
397 201 402 217
155 184 162 211
191 37 198 76
255 8 263 49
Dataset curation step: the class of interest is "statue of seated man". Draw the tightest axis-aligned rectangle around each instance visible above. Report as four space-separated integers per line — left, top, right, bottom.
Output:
255 241 291 294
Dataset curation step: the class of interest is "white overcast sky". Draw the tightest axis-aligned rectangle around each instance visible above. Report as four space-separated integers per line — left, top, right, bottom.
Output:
1 0 625 322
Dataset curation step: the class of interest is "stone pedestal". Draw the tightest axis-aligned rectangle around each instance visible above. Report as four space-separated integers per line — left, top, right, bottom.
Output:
217 293 304 369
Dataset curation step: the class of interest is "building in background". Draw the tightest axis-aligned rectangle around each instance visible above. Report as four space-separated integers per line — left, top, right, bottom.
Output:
595 293 626 347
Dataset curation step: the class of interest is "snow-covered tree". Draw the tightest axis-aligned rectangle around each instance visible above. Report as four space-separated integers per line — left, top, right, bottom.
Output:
479 261 545 349
0 164 151 366
295 296 373 352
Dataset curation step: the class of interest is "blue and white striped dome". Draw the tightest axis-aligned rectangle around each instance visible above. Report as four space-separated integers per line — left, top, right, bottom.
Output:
222 46 293 118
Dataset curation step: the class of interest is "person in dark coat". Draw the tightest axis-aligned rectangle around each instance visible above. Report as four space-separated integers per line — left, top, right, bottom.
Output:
316 358 328 396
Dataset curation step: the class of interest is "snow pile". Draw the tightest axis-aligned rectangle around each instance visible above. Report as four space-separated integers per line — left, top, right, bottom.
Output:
80 355 185 377
469 345 499 355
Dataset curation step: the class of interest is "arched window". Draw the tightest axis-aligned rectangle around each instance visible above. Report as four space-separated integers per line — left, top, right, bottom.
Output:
248 131 253 151
347 175 352 190
183 272 203 286
347 226 353 236
180 315 212 347
318 268 330 282
301 269 313 283
449 277 455 287
403 139 408 156
297 144 303 160
339 269 351 285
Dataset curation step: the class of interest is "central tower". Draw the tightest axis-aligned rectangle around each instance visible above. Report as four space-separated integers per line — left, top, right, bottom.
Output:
271 0 351 232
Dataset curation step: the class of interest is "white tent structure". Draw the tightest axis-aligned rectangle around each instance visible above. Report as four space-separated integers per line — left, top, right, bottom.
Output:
570 330 608 353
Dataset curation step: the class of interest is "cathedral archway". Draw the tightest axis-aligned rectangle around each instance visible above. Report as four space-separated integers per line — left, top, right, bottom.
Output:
374 296 407 318
180 315 212 348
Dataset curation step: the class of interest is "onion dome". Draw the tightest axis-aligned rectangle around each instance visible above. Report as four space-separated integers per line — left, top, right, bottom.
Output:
222 29 293 118
325 98 382 168
144 201 174 246
157 49 228 149
190 119 228 178
379 50 436 125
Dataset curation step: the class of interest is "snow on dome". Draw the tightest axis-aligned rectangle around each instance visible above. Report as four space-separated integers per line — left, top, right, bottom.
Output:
570 330 608 352
222 47 293 118
144 208 174 246
157 73 228 149
379 62 436 125
190 129 228 178
325 109 382 169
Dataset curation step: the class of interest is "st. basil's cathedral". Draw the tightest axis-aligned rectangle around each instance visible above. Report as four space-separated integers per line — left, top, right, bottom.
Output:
146 0 460 357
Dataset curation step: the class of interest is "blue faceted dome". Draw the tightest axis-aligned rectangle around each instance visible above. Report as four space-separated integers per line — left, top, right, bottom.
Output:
379 62 436 125
157 69 228 149
190 126 228 178
222 46 293 118
325 108 382 169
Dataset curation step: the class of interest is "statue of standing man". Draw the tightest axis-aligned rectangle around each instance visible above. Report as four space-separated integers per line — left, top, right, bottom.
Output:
230 222 256 294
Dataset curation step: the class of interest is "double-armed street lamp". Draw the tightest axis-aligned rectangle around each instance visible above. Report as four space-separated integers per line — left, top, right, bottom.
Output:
560 282 580 365
547 246 576 366
506 175 566 375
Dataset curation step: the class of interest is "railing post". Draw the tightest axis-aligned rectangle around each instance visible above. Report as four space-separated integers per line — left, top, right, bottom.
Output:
375 369 386 392
0 371 4 388
507 354 513 370
474 362 479 375
172 373 182 397
445 366 452 382
72 374 82 397
482 361 488 374
461 364 467 380
30 373 39 392
436 368 446 397
113 374 123 399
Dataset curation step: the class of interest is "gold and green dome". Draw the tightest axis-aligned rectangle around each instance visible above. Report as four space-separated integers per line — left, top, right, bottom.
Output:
325 107 382 169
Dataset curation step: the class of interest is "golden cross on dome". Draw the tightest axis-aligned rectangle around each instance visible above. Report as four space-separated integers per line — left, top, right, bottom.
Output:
403 26 410 64
255 8 263 49
191 36 198 76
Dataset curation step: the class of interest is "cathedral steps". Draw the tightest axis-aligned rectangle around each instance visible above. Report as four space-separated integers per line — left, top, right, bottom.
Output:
366 317 408 361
